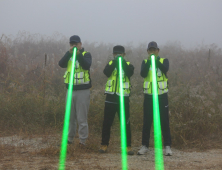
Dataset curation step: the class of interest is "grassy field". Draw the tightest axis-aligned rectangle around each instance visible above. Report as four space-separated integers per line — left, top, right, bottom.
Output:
0 31 222 150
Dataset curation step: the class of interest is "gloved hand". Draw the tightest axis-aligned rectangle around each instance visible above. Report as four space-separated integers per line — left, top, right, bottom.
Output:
113 55 121 67
112 59 117 66
155 56 160 67
156 56 160 61
122 58 127 68
145 59 151 66
114 54 121 61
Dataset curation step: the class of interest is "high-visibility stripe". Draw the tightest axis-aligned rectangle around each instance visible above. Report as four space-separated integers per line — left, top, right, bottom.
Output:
157 68 162 77
107 80 112 91
75 61 79 69
116 92 129 96
124 82 129 89
105 91 115 94
144 81 149 88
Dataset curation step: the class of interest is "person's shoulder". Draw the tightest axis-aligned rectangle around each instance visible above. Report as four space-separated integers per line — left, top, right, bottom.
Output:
83 50 91 56
142 59 148 63
160 56 168 60
160 57 169 61
108 60 113 65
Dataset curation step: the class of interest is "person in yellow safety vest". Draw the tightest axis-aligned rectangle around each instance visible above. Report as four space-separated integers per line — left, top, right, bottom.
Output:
137 41 172 156
58 35 92 147
99 45 134 155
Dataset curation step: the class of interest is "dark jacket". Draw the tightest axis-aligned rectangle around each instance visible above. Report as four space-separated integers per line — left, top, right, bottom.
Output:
103 59 134 103
59 48 92 90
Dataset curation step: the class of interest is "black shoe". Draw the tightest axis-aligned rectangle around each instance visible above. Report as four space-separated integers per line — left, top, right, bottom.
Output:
68 141 73 144
57 140 72 147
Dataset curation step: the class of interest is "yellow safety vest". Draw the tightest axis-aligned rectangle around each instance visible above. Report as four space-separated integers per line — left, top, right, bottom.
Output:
105 60 131 96
63 51 90 85
143 58 168 95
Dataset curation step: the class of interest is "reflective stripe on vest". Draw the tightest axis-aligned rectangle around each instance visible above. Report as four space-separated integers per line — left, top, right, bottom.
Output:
143 58 168 95
105 60 131 96
63 51 90 85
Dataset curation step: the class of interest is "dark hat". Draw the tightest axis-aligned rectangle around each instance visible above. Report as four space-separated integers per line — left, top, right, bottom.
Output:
147 41 159 50
69 35 81 43
113 45 125 54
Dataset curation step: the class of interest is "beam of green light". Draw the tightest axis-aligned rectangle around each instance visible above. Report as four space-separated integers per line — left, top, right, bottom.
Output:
151 55 164 170
59 47 77 170
118 57 128 170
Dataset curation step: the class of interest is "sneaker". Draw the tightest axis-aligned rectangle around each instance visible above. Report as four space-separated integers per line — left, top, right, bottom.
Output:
57 140 72 147
68 141 73 144
127 147 134 155
99 145 107 153
79 142 86 147
137 145 149 155
79 142 86 145
165 146 172 156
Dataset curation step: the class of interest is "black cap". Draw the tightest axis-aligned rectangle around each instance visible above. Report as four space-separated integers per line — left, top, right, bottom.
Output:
69 35 81 43
113 45 125 54
147 41 159 50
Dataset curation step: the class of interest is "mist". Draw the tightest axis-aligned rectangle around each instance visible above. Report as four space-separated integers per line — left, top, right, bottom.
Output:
1 0 222 49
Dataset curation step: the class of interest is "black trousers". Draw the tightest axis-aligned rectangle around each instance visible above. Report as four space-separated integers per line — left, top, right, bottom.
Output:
142 93 171 147
101 102 132 146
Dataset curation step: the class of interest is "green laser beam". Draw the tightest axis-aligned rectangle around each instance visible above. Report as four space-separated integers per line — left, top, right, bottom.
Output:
59 47 77 170
151 55 164 170
118 57 128 170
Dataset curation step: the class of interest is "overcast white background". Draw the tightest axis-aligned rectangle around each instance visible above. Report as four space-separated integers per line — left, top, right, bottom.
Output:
0 0 221 48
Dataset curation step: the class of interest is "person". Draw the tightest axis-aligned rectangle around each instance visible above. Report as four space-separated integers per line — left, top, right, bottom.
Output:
137 41 172 156
58 35 92 146
99 45 134 155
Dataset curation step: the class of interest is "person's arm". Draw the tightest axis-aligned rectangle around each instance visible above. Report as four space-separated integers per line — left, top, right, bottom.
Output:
103 60 116 77
156 58 169 73
58 51 72 68
140 60 150 78
78 51 92 70
122 60 134 78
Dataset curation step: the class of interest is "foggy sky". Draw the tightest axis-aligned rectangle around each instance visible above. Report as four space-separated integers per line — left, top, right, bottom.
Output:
1 0 222 49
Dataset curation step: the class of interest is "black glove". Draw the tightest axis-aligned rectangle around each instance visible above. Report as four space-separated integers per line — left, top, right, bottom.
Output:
155 56 160 67
145 59 151 66
122 59 127 69
112 59 117 66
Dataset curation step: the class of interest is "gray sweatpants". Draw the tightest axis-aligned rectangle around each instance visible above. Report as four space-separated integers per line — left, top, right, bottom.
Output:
67 89 90 143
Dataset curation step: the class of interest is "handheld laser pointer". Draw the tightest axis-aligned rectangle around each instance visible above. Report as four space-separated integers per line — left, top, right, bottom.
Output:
118 56 128 170
151 54 164 170
59 47 77 170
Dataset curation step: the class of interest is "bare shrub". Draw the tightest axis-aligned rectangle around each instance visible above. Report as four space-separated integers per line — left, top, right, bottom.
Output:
0 32 222 149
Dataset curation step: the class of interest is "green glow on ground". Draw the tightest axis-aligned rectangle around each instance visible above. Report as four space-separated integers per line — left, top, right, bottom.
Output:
151 55 164 170
58 47 77 170
118 57 128 170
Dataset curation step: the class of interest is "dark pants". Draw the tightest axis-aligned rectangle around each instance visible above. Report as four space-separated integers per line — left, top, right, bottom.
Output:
142 93 171 147
101 102 132 146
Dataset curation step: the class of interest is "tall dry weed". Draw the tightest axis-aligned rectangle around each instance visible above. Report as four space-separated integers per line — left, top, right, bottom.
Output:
0 32 222 148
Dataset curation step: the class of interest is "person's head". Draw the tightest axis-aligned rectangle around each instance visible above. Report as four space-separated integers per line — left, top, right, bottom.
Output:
113 45 125 58
147 41 159 56
69 35 82 49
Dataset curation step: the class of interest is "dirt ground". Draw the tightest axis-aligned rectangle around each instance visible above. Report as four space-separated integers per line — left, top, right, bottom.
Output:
1 135 222 170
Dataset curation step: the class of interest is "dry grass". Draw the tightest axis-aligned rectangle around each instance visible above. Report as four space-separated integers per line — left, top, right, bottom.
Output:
0 31 222 151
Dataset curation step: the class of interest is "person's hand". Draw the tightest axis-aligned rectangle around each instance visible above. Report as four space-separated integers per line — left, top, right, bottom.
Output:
114 54 120 61
156 56 160 62
112 59 116 66
122 58 127 67
69 45 75 54
148 54 156 60
148 54 159 61
69 45 80 55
